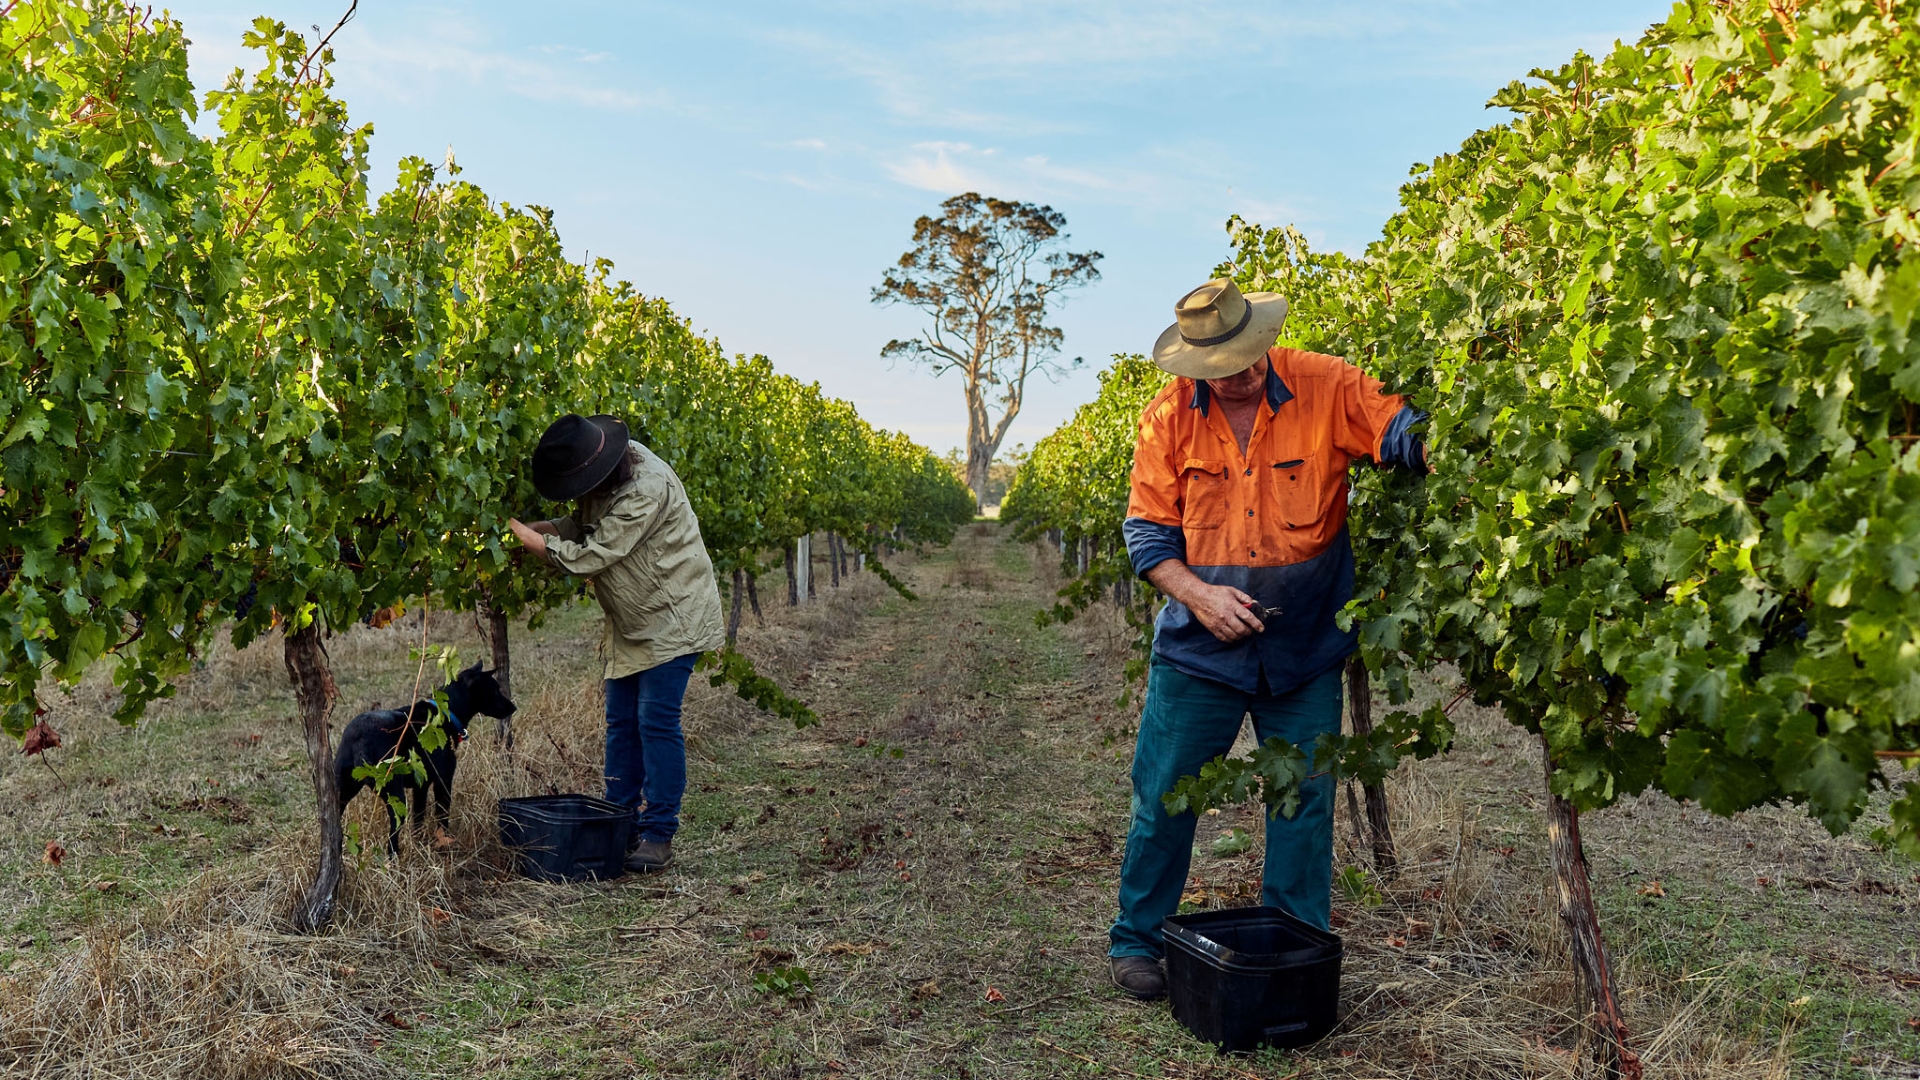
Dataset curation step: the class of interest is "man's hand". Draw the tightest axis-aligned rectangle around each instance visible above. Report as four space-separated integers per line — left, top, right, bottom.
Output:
1144 560 1266 643
507 518 550 560
1186 582 1267 642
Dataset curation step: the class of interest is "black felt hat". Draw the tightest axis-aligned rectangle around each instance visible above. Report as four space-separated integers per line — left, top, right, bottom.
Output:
531 414 629 501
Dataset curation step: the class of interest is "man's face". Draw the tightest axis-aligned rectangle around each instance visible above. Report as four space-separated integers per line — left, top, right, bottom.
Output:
1206 356 1269 401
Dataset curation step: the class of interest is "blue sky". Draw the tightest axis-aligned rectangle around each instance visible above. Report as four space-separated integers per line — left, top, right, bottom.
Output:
165 0 1674 456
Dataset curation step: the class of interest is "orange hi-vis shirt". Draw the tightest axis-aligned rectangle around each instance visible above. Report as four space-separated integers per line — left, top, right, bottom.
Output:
1122 347 1424 694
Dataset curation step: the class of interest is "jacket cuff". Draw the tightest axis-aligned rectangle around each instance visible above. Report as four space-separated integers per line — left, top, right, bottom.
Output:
1122 517 1185 579
1378 404 1428 470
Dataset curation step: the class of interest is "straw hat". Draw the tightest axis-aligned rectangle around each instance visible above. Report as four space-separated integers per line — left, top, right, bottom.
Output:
1150 278 1289 380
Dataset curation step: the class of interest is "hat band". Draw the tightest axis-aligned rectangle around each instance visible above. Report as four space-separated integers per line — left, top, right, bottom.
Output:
1179 299 1253 347
557 426 608 476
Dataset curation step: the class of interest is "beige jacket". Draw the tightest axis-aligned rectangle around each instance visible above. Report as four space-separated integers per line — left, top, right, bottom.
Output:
544 440 726 679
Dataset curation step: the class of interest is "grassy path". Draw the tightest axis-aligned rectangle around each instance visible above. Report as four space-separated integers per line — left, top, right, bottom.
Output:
391 523 1240 1078
2 524 1913 1079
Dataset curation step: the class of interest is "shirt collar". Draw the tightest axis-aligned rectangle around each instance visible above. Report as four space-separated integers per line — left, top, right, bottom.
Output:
1189 362 1292 417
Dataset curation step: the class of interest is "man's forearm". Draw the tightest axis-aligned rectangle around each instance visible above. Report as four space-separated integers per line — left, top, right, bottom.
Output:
1145 559 1206 608
1144 558 1263 642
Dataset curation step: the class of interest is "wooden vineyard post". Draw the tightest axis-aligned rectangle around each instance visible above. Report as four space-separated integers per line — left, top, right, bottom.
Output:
1541 734 1642 1080
285 619 343 933
727 568 746 644
1345 657 1396 877
788 535 811 605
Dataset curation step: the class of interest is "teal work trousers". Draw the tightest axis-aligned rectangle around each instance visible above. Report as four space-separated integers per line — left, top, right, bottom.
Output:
1108 657 1343 958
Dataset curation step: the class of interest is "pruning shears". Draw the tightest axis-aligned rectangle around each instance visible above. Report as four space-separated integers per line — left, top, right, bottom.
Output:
1242 600 1280 629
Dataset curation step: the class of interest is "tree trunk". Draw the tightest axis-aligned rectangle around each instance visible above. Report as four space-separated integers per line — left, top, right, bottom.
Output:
1541 735 1643 1080
487 603 513 748
828 533 841 588
1346 657 1397 877
966 437 991 514
798 535 813 602
727 568 745 644
285 620 342 933
746 570 763 624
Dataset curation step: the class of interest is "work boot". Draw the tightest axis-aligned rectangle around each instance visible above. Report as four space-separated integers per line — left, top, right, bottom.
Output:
1110 955 1166 1001
625 839 672 875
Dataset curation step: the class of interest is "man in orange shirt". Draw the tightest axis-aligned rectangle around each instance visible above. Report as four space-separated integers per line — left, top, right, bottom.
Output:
1109 278 1427 1000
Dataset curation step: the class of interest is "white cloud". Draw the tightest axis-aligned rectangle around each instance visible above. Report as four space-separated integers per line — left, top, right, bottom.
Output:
343 31 663 111
883 142 994 193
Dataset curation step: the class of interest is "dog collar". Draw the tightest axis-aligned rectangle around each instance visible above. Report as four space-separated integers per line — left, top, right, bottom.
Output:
436 702 471 744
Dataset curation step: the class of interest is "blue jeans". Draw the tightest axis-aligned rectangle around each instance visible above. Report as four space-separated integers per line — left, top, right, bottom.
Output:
1109 658 1344 958
604 654 698 843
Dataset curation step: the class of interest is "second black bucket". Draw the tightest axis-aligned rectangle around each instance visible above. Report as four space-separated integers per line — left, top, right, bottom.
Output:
498 794 633 882
1163 905 1343 1052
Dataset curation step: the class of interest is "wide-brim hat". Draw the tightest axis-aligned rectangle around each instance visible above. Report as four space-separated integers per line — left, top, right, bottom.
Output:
531 413 629 501
1151 277 1289 380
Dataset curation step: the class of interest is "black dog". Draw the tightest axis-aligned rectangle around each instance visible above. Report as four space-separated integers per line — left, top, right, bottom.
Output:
334 662 516 854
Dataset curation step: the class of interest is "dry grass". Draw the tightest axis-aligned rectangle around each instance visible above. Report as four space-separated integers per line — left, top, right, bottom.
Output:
0 527 1913 1078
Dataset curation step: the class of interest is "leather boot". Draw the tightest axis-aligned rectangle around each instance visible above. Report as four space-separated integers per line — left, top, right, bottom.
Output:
1110 955 1166 1000
625 839 672 874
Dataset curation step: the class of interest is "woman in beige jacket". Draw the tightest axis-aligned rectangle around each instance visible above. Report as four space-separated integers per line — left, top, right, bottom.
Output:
508 414 725 874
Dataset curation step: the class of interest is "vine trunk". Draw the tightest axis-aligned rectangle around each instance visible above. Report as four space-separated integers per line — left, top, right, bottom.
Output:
285 620 342 933
1541 734 1642 1080
1345 658 1396 877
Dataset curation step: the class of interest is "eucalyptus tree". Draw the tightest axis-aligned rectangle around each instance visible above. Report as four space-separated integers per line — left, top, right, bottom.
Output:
873 193 1101 509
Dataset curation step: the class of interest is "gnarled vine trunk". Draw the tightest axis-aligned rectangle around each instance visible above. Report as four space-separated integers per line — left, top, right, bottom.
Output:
285 620 342 933
1541 735 1642 1080
484 599 513 747
1345 657 1396 877
727 568 746 644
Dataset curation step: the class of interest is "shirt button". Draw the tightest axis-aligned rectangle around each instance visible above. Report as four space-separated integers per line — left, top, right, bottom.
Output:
1244 467 1252 476
1246 509 1254 517
1250 549 1257 557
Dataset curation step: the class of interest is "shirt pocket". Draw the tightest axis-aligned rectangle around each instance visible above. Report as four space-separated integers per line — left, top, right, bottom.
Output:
1179 458 1230 531
1269 454 1330 530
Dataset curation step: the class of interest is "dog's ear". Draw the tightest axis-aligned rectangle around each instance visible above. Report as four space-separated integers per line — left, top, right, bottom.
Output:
460 660 485 679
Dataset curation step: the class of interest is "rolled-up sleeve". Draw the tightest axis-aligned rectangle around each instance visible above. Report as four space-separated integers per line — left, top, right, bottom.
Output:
1123 518 1185 578
545 516 584 543
1376 404 1428 470
1124 397 1185 579
545 490 662 577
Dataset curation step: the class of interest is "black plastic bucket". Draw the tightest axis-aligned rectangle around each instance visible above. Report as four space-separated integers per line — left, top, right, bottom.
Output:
1163 905 1343 1052
498 794 633 882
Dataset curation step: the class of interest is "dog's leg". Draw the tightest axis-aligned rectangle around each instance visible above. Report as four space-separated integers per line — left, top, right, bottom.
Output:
410 783 428 844
432 751 457 833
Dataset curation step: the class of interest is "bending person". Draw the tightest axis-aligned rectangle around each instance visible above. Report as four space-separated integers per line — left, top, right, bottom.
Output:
508 414 725 875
